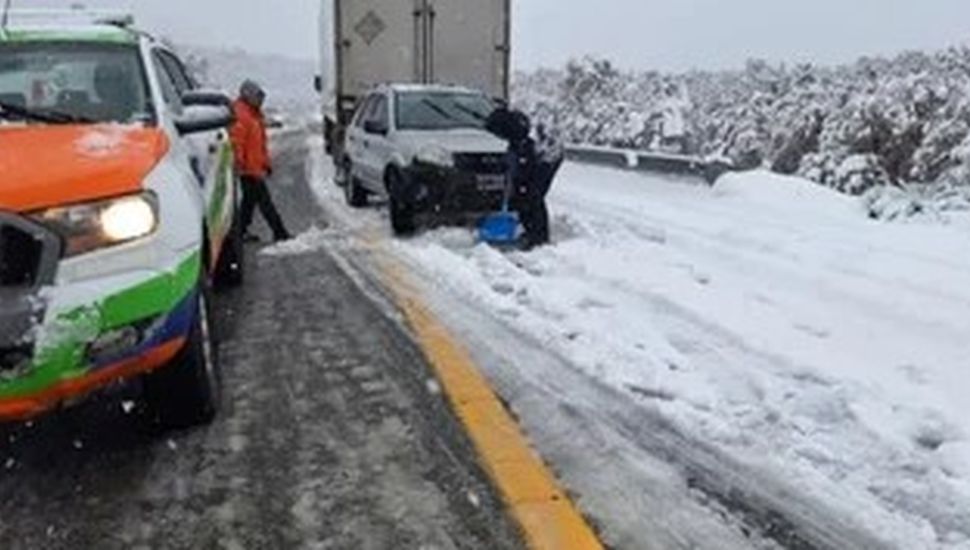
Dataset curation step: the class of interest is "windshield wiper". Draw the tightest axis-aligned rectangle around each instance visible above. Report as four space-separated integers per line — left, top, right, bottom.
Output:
450 101 487 122
420 98 457 122
0 101 94 124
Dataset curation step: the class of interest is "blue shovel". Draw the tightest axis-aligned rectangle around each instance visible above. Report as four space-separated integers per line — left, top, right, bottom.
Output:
478 153 520 245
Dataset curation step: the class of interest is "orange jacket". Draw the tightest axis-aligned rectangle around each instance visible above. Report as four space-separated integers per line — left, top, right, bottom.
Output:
230 99 271 179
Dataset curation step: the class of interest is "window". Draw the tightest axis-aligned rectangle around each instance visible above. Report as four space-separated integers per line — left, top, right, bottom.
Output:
150 52 184 116
353 94 378 128
156 51 196 95
0 42 153 124
370 95 389 128
395 91 493 131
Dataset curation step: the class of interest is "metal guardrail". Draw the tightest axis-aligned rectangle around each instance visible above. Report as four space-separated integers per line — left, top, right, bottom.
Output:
565 144 734 185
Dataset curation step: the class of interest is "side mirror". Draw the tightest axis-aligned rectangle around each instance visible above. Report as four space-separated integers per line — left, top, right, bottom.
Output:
364 119 388 135
314 75 323 93
176 105 234 135
181 89 232 108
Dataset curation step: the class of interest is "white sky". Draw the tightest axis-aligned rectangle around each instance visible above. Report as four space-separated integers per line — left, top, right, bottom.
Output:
18 0 970 71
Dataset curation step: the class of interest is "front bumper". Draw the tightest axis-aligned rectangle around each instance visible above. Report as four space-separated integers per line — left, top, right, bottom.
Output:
0 250 201 422
404 161 509 215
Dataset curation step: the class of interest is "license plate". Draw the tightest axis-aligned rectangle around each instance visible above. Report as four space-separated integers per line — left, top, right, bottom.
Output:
476 174 506 192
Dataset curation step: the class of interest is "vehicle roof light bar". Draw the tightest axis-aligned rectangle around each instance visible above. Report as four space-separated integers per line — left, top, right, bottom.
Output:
0 8 135 29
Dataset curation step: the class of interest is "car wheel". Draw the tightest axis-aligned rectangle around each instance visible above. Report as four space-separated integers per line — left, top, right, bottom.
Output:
214 214 244 289
144 277 221 429
334 156 349 187
345 175 368 208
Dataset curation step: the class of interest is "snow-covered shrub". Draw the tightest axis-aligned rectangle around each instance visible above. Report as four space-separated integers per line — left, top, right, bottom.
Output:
835 154 890 195
515 44 970 199
862 182 970 221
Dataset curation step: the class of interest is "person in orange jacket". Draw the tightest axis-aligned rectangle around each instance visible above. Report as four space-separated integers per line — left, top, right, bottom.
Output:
230 80 291 242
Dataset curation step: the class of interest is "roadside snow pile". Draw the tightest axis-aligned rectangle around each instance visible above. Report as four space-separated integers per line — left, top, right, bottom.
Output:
260 226 331 257
713 169 860 219
306 134 970 548
393 164 970 549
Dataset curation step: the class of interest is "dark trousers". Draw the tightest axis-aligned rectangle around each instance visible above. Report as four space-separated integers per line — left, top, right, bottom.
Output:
516 158 562 246
240 176 289 240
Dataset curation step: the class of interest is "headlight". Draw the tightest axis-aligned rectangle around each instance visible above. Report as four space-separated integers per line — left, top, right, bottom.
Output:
33 192 159 257
415 145 455 168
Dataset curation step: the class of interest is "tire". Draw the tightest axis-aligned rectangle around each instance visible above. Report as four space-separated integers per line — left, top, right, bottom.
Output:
345 177 368 208
214 216 244 289
334 156 349 187
144 279 221 430
344 161 368 208
387 170 416 236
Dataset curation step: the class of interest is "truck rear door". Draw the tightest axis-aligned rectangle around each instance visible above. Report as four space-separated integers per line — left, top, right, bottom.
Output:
425 0 510 100
336 0 422 103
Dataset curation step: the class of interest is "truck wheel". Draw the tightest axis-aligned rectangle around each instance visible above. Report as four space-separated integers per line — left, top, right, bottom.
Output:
214 216 244 289
144 279 221 430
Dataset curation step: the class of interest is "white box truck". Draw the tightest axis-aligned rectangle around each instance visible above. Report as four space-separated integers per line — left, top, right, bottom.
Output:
316 0 511 156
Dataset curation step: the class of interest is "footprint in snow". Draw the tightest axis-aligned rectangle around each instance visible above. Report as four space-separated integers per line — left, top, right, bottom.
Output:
577 297 612 311
897 364 930 386
491 282 516 296
793 323 830 339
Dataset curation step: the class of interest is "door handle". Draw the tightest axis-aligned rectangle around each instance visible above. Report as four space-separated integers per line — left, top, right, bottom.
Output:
189 157 205 187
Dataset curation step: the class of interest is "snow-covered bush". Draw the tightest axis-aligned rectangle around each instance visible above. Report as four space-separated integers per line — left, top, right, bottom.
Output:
862 183 970 221
514 45 970 198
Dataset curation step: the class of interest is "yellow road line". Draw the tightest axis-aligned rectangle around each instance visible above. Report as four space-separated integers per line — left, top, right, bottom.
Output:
378 258 604 550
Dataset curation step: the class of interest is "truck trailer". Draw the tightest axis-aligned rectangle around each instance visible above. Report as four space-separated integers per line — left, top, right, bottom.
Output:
316 0 511 157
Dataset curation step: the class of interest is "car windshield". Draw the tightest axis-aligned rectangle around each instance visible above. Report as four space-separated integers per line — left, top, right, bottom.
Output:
0 42 153 125
395 91 494 131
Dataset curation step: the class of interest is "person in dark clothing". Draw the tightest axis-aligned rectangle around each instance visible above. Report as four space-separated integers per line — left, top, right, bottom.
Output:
230 80 291 243
485 106 564 249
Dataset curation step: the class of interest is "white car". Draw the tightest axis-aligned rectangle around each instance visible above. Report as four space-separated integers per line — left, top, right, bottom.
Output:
0 11 241 428
339 84 509 235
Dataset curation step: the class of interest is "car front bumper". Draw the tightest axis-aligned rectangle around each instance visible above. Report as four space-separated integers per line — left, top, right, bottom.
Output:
0 248 200 422
404 161 509 215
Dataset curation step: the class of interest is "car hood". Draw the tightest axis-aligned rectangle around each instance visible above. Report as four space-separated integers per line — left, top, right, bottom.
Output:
0 125 169 212
398 128 508 156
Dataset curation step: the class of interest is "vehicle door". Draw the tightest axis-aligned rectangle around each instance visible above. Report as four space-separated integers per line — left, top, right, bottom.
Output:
344 94 377 188
360 93 394 195
151 50 231 261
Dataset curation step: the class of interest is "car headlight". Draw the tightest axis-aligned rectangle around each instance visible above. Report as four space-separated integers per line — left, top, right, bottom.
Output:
33 192 159 257
415 145 455 168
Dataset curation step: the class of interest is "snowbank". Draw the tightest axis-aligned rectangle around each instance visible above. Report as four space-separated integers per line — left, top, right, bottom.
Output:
309 137 970 548
409 166 970 548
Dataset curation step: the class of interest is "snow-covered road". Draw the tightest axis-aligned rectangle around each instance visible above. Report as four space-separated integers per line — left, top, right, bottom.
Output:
305 136 970 550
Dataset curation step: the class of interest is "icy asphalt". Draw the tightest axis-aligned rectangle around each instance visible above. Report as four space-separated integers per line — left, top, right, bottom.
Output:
0 131 523 550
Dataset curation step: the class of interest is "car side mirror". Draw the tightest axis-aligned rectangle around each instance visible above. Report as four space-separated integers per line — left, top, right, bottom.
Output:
176 105 234 135
364 119 388 135
181 89 232 108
